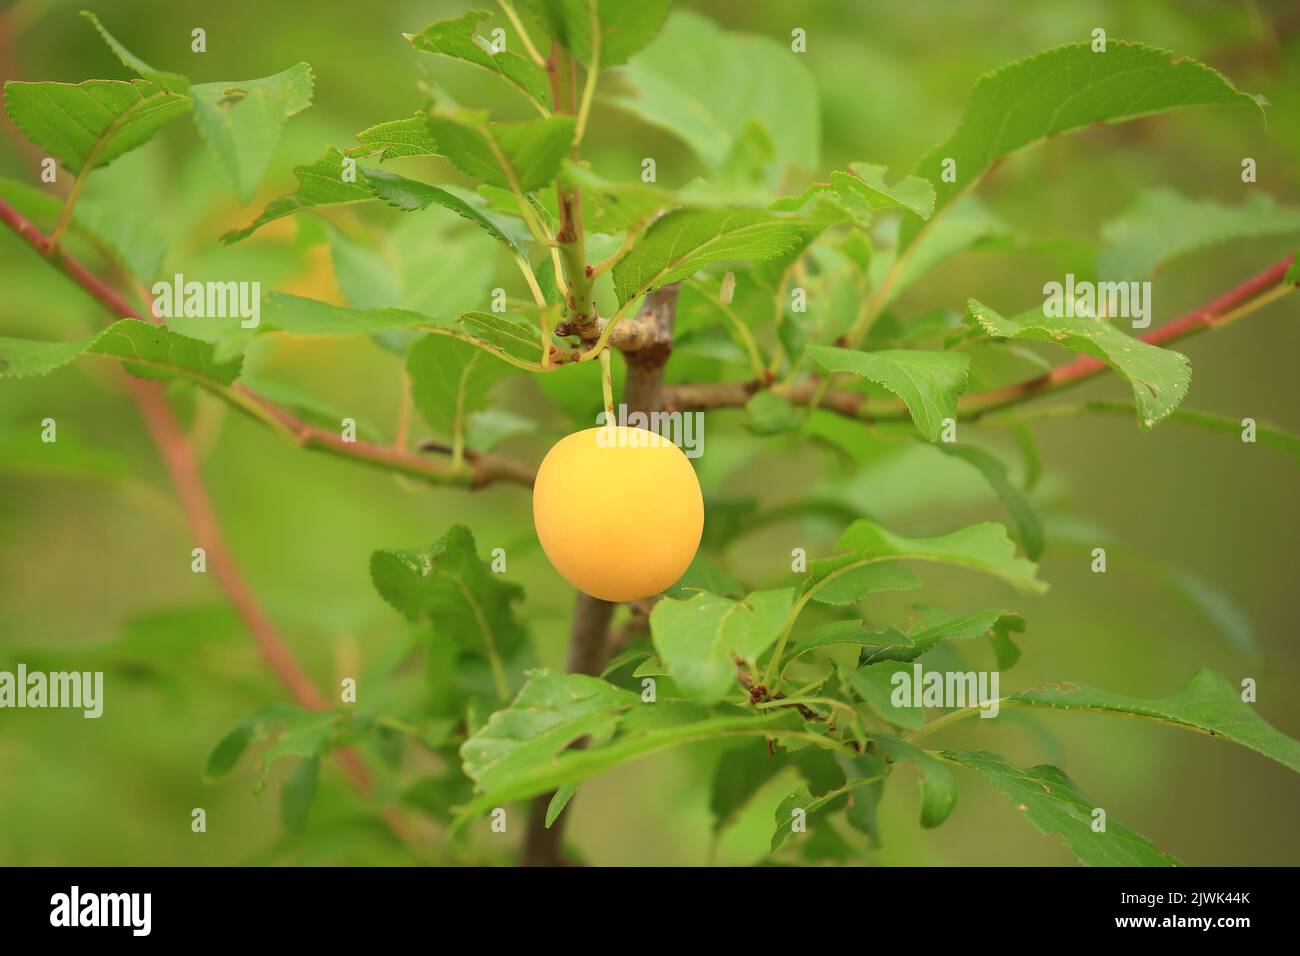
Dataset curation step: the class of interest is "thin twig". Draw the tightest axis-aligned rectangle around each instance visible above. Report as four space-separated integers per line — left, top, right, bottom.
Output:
660 254 1297 422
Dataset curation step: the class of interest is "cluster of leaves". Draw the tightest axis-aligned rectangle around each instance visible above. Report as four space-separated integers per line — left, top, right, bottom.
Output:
3 3 1299 865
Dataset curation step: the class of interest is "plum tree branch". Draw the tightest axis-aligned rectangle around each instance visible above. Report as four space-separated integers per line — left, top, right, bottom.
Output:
522 283 683 867
661 254 1297 422
0 200 537 489
0 196 434 853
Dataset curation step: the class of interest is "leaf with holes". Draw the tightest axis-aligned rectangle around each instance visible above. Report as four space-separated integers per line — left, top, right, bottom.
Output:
190 63 314 203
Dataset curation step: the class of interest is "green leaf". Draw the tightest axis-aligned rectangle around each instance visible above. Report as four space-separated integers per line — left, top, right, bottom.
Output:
402 772 475 822
967 299 1191 428
711 740 789 833
0 172 163 283
203 703 309 780
770 788 815 852
560 161 676 234
0 319 242 386
254 711 341 790
806 346 970 442
1098 188 1300 280
455 685 807 813
878 735 958 829
813 164 935 220
223 146 373 242
426 110 575 192
406 11 550 107
837 661 925 730
808 518 1046 597
407 333 514 440
364 214 500 321
612 208 811 306
1010 670 1300 774
460 671 638 792
544 785 578 828
370 526 529 689
840 752 888 846
352 114 441 160
937 443 1044 559
650 589 795 704
947 751 1181 866
190 63 314 203
701 118 779 204
744 391 801 436
665 553 744 600
805 563 920 607
788 608 1023 672
458 311 545 363
4 79 191 174
262 293 432 335
80 11 190 94
770 754 890 852
522 0 671 67
365 168 530 254
280 757 320 833
611 10 818 172
904 41 1262 249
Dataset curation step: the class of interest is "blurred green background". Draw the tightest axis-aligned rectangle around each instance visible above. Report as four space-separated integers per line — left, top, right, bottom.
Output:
1 0 1297 865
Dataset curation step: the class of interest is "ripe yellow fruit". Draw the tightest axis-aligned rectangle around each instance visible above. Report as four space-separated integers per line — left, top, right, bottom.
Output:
533 425 704 602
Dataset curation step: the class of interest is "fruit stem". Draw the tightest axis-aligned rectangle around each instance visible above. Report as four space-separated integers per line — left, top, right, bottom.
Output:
599 346 615 418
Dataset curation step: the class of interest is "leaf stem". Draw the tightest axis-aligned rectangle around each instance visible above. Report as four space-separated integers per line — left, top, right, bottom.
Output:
496 0 547 67
47 166 91 252
685 278 767 381
573 0 601 144
513 251 547 307
486 141 551 247
904 699 1024 742
589 227 640 278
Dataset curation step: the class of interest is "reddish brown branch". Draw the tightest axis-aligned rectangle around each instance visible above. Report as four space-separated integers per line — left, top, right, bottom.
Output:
661 254 1297 420
244 388 537 488
0 199 535 488
0 197 428 845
